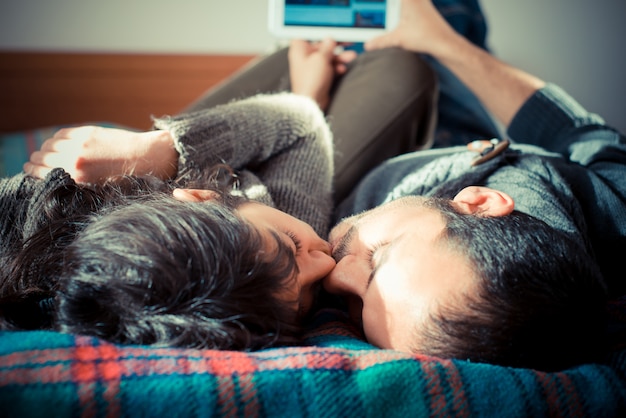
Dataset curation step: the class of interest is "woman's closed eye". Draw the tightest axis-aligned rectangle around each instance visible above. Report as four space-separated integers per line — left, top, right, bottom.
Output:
284 230 303 256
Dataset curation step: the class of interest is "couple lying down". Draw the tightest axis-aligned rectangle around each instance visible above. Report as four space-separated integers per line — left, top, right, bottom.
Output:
2 0 624 373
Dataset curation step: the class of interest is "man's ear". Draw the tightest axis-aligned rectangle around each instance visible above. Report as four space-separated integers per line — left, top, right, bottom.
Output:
172 188 219 202
452 186 515 217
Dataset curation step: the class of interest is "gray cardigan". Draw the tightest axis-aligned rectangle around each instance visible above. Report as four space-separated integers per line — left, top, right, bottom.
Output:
0 93 334 277
154 92 334 237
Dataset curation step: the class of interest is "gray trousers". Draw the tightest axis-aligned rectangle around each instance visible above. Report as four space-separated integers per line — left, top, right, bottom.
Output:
184 47 438 204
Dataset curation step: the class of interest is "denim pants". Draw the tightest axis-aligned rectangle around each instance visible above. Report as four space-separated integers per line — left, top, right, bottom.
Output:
430 0 503 146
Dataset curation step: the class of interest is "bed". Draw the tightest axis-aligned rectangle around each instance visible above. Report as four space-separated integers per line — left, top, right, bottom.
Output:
2 128 626 418
1 52 626 417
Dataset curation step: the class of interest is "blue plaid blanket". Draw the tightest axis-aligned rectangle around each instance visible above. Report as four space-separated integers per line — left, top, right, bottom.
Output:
2 306 626 417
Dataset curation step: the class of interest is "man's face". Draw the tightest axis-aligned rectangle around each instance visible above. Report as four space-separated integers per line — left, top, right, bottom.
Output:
324 196 478 352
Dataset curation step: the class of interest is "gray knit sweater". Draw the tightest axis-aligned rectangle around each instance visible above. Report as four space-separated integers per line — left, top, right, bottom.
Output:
336 83 626 295
0 93 334 279
154 92 334 237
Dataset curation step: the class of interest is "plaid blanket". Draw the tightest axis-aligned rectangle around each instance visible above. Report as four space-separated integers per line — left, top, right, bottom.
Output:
2 308 625 418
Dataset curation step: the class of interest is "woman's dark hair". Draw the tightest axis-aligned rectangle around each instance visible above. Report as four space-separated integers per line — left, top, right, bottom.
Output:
0 171 172 330
55 197 301 350
416 198 608 372
2 162 302 349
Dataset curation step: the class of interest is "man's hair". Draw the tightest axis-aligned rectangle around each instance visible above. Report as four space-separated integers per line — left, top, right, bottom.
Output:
416 198 608 372
55 197 301 350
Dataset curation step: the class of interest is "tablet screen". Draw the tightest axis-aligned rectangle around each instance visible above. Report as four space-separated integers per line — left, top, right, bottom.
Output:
284 0 388 30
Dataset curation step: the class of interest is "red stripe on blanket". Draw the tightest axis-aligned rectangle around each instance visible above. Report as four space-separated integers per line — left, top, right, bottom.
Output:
537 370 583 417
208 351 259 375
78 381 122 418
0 348 75 369
353 350 415 368
542 372 582 417
558 374 583 416
218 375 237 416
1 341 450 386
444 359 470 418
239 374 260 418
0 363 69 384
420 357 469 418
215 373 260 417
73 337 122 418
251 347 412 372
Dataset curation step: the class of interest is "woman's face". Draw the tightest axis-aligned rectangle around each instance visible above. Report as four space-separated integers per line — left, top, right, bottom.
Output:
173 188 336 317
237 202 336 316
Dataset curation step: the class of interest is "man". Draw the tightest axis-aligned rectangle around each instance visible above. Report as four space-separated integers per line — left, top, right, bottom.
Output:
321 0 625 372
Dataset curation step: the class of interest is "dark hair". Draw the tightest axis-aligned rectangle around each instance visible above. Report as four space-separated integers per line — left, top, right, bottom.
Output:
0 172 172 330
416 198 608 372
0 164 239 331
55 196 301 350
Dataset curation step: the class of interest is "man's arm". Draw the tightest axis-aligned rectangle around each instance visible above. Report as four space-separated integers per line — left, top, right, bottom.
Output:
365 0 545 128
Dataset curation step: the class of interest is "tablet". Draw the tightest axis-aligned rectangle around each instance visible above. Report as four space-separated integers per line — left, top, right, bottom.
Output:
268 0 400 43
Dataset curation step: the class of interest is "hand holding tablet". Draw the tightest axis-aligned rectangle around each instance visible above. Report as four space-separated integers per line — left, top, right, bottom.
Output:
268 0 400 42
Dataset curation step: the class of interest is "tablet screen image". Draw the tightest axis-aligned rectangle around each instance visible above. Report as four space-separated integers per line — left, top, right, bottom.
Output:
269 0 399 42
285 0 386 29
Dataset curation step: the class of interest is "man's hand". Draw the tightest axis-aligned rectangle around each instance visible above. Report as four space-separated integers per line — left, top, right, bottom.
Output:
288 38 357 111
24 126 178 183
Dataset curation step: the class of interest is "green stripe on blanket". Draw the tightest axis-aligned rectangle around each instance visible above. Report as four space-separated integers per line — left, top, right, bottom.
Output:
1 308 625 418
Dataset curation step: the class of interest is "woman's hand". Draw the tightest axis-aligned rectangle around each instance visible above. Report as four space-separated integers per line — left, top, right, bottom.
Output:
24 126 178 183
288 38 357 111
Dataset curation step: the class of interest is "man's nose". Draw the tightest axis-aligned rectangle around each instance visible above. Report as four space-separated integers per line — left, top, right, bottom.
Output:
322 255 367 297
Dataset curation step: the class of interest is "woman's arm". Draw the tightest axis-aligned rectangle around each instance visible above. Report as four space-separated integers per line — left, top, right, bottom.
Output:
24 39 350 185
156 92 335 235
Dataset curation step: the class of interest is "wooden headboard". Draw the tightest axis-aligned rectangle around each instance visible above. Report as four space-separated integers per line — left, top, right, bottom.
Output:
0 52 256 133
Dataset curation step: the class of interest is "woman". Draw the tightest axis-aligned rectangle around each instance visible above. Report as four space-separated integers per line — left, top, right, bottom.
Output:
50 91 337 350
1 39 437 350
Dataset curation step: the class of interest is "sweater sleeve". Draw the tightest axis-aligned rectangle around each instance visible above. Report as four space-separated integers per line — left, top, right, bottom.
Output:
508 84 626 164
152 93 334 237
508 83 626 201
509 84 626 296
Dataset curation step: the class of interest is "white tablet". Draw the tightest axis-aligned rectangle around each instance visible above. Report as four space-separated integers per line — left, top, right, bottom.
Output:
268 0 400 43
